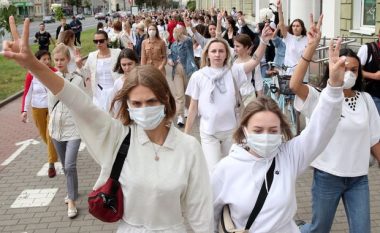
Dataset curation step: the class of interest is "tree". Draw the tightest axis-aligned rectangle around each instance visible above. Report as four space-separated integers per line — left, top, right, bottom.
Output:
51 4 64 21
0 0 17 37
186 1 196 11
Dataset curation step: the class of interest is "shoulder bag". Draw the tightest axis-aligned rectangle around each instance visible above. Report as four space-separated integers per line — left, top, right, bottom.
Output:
219 158 276 233
88 130 131 222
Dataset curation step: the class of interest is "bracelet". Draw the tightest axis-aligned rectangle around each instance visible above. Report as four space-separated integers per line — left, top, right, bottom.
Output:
301 55 312 63
259 37 270 46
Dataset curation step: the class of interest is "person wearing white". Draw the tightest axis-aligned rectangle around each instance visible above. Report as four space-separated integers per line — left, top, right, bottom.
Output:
185 24 273 172
233 34 264 106
1 19 214 231
277 0 309 82
212 15 346 232
58 30 78 73
289 16 380 233
75 30 121 111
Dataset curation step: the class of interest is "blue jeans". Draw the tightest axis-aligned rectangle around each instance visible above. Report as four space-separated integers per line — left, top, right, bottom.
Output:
371 96 380 115
300 169 370 233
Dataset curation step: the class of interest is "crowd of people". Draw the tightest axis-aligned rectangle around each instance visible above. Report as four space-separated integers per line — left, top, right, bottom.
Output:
3 0 380 232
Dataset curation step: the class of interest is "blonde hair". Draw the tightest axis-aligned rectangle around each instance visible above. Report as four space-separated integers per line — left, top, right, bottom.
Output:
52 43 71 60
200 38 231 68
233 96 293 144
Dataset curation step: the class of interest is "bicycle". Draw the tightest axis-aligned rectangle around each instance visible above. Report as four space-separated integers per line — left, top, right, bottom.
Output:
266 62 300 135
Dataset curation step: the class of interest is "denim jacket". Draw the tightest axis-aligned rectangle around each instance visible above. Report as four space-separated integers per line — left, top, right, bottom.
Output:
169 36 198 79
271 36 286 68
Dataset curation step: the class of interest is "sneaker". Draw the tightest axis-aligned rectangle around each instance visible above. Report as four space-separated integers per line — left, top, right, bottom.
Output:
177 116 185 127
67 207 78 218
48 167 56 178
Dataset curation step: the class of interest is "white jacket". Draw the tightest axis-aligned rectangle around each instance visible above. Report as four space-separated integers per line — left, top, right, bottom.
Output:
48 71 88 141
79 48 121 97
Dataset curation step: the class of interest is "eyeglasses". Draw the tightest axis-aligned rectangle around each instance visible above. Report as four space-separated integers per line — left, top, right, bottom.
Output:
93 39 106 44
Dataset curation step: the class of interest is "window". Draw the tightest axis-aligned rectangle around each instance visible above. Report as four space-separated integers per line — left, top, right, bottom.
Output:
350 0 376 35
362 0 376 26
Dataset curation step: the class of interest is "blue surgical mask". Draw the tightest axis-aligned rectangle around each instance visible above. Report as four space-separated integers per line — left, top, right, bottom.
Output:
128 105 165 130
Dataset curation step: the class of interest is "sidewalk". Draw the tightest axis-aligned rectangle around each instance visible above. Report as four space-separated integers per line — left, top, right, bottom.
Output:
0 96 379 233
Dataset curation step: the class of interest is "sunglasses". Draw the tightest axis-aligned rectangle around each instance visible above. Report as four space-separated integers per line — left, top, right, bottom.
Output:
93 39 106 44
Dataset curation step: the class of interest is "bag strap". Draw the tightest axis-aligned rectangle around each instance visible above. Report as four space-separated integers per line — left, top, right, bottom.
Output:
230 70 243 110
110 130 131 180
245 158 276 230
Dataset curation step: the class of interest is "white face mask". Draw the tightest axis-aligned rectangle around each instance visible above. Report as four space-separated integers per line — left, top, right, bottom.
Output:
148 30 156 38
343 71 357 89
128 105 165 130
245 131 282 158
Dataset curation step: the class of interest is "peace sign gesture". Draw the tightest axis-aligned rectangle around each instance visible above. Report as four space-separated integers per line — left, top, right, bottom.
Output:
328 38 346 87
1 16 36 69
307 14 323 48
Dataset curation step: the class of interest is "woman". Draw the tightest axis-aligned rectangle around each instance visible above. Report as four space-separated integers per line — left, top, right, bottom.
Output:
109 48 139 117
289 15 380 233
277 0 308 79
184 24 273 172
120 21 136 48
217 15 238 48
233 34 264 106
141 23 167 75
109 21 123 49
168 27 198 127
59 30 78 73
2 16 212 233
75 30 121 111
50 43 87 218
20 50 58 178
212 14 347 233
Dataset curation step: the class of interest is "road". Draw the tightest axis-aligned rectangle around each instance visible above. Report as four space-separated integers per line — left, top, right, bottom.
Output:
0 17 100 50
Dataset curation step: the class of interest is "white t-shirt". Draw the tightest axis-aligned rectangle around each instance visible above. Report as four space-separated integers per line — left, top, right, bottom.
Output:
239 65 263 97
294 85 380 176
67 47 77 73
108 75 124 116
357 44 373 65
283 34 308 81
186 64 247 134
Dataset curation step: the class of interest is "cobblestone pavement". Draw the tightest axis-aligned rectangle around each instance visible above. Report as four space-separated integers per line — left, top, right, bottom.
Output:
1 95 379 233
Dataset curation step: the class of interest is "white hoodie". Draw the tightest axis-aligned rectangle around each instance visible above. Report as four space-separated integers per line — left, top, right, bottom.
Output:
212 84 344 233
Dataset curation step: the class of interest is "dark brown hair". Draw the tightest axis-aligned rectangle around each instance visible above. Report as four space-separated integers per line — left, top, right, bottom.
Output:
233 96 293 144
113 48 139 74
234 34 252 48
110 65 176 125
113 21 123 32
288 19 307 36
60 29 75 45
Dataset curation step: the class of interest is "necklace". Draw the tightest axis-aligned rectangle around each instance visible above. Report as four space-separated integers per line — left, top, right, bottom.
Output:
151 143 161 161
345 91 360 111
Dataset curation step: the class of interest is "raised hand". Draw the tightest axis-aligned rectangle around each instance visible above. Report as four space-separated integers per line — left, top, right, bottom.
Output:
307 14 323 48
277 0 282 11
328 38 345 87
1 16 36 69
261 23 274 43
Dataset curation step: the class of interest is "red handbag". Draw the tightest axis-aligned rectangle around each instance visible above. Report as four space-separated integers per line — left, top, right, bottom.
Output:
88 130 131 222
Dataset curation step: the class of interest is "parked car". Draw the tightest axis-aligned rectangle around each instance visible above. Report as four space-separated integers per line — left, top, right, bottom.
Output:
76 14 85 20
43 15 55 23
94 12 106 20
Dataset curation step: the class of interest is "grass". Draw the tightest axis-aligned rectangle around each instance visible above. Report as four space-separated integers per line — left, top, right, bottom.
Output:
0 28 96 101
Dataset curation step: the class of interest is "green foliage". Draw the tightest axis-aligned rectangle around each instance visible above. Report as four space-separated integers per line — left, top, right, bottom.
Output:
0 5 17 37
51 5 64 21
186 1 196 11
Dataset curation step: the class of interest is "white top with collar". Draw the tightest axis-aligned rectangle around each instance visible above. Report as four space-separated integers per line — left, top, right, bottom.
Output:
55 79 213 233
212 84 344 233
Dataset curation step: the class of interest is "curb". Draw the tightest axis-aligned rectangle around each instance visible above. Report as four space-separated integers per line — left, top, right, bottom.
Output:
0 90 23 108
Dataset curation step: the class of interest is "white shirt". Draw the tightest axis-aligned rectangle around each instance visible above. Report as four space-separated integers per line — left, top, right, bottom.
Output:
213 84 344 233
24 77 48 110
108 75 125 117
186 64 247 134
67 46 77 73
239 65 263 97
55 80 213 233
294 85 380 176
357 44 372 65
283 34 308 81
